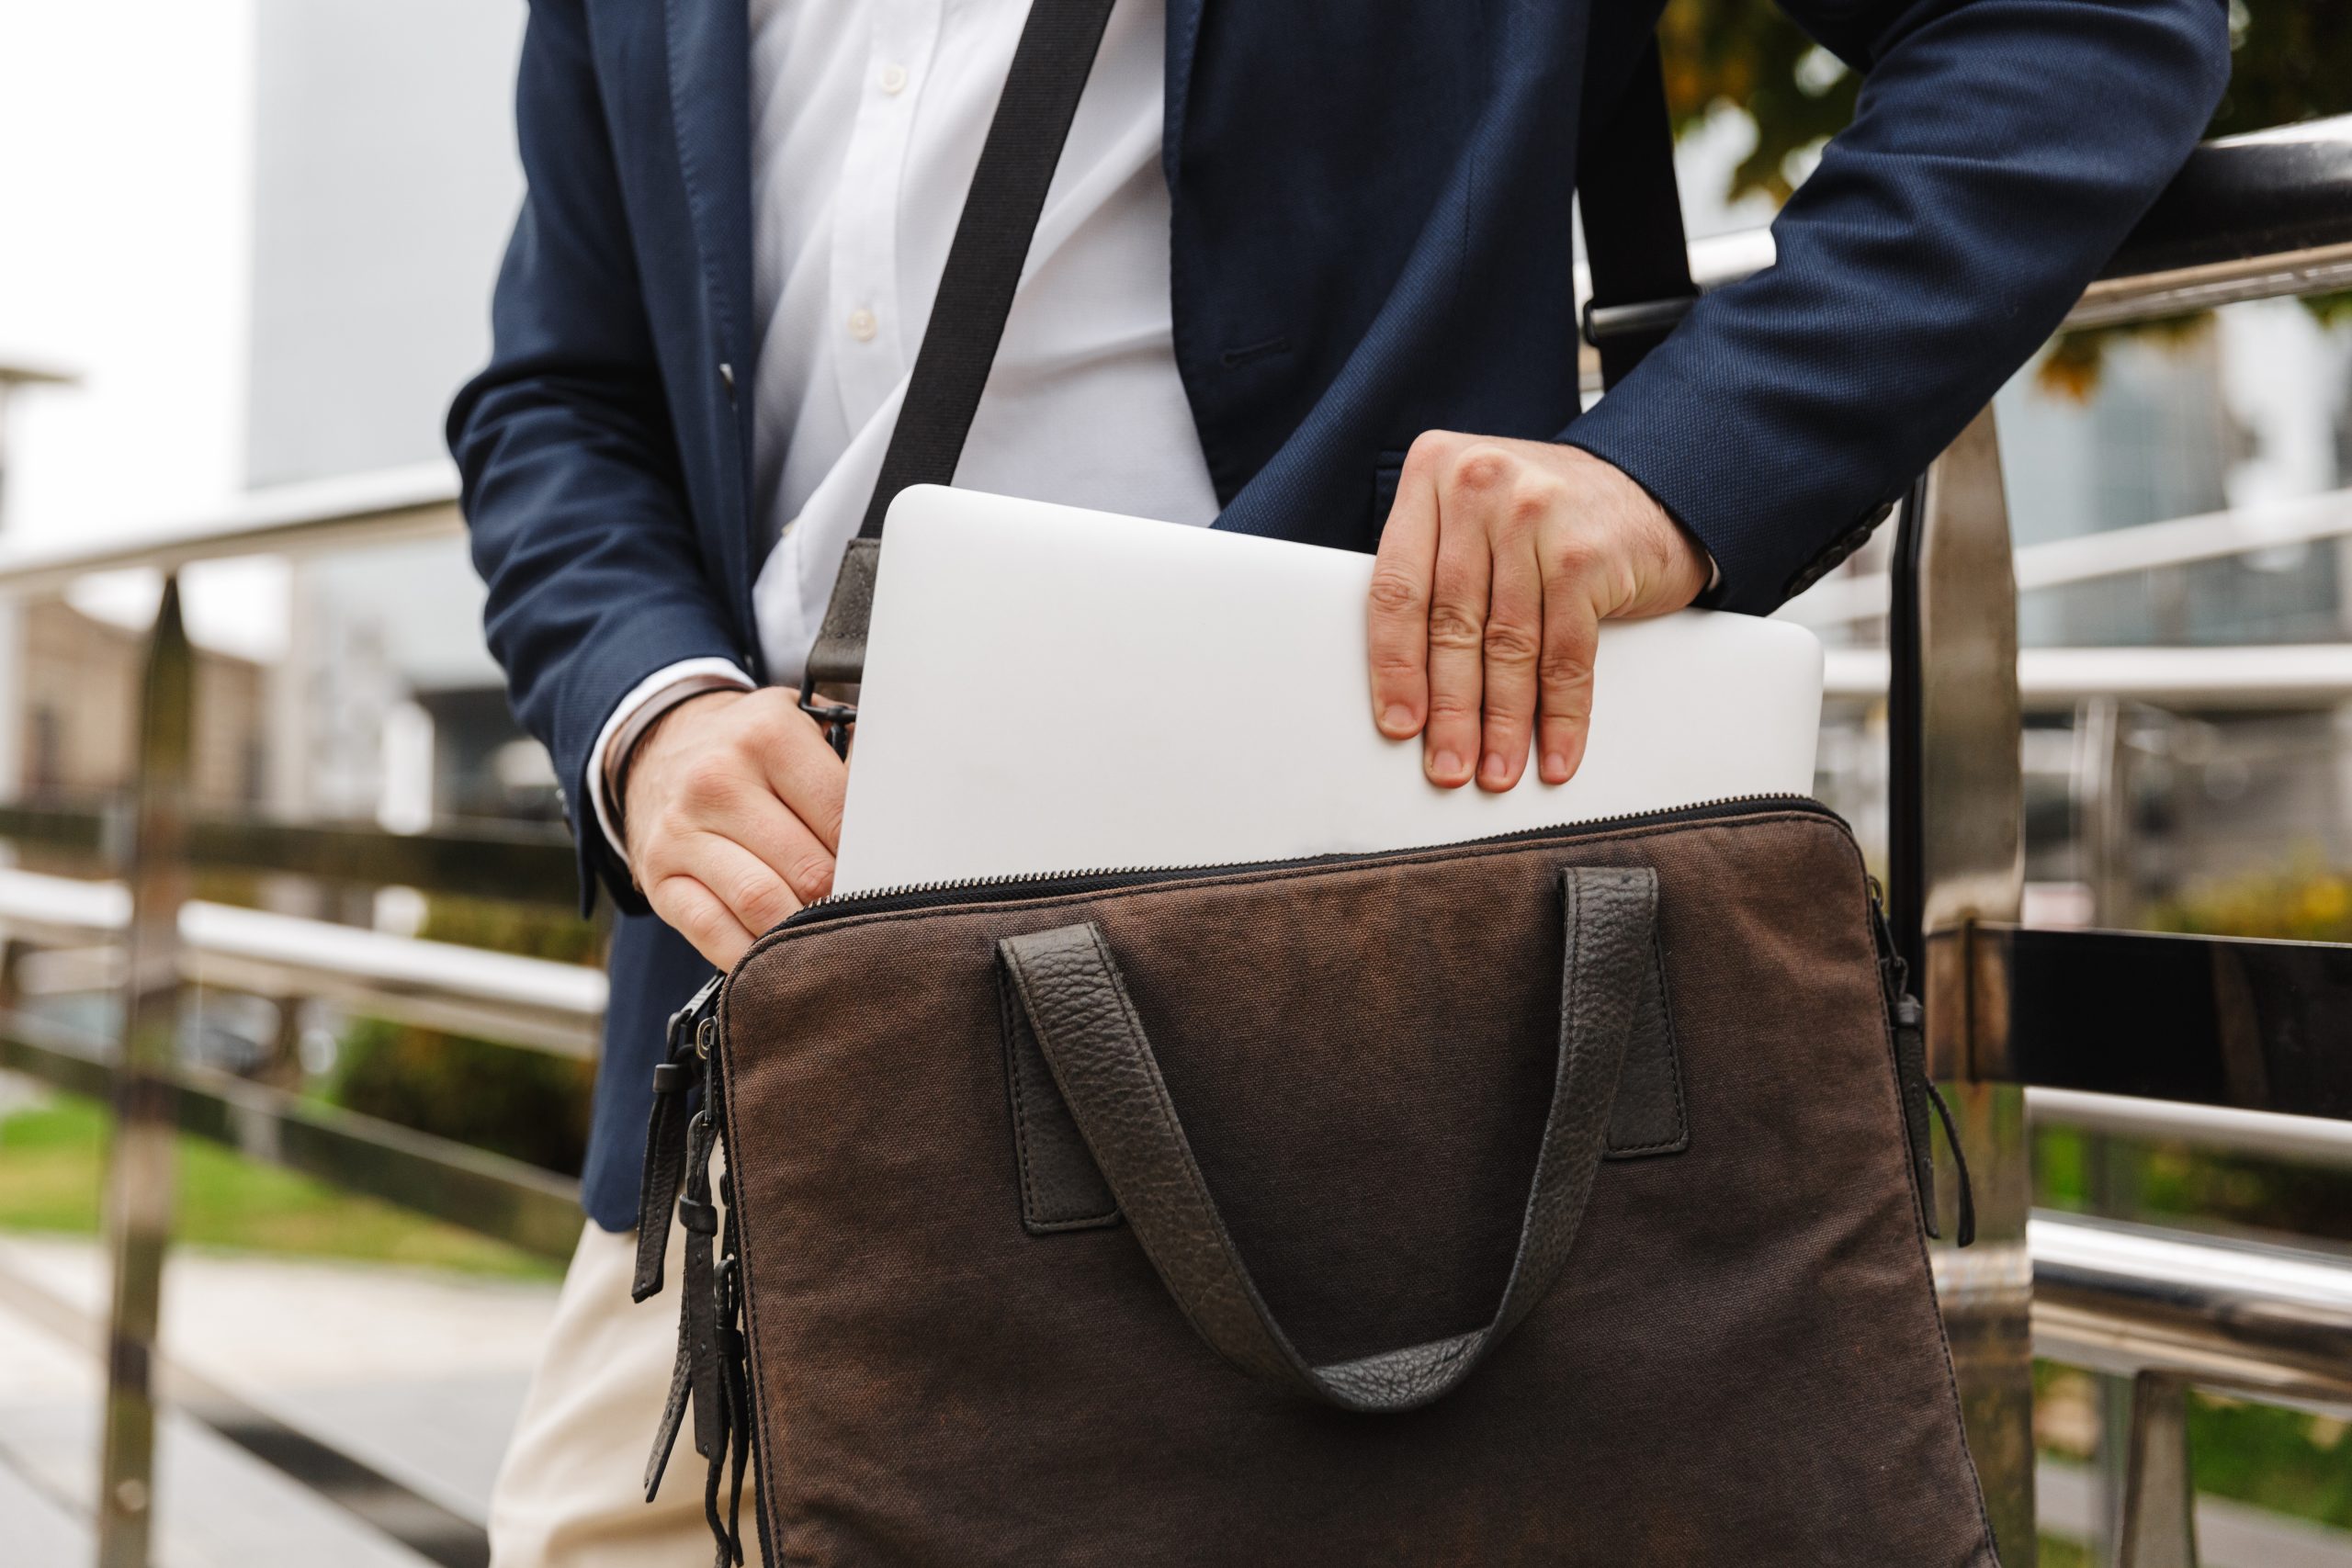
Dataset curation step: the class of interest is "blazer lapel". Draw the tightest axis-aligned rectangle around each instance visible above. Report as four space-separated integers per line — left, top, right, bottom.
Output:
1163 0 1206 185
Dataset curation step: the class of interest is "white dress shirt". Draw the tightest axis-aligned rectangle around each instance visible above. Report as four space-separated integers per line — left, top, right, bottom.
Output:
591 0 1218 852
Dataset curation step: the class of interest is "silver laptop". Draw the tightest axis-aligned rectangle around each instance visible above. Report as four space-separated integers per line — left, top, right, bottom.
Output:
832 487 1824 895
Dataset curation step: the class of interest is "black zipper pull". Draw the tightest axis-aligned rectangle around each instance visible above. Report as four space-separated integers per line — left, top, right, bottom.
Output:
1869 884 1973 1245
633 975 726 1302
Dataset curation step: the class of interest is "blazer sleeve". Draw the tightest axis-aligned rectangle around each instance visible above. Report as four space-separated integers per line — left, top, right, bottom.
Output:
447 0 743 914
1563 0 2233 615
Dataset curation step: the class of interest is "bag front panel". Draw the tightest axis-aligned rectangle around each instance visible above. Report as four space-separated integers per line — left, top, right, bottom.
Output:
718 810 1996 1566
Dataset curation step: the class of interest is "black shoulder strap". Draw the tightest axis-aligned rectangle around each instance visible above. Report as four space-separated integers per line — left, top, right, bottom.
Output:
801 0 1114 717
1576 36 1699 390
856 0 1119 539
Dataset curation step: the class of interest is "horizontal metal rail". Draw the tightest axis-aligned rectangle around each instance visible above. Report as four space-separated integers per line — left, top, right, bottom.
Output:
0 463 460 595
1824 643 2352 711
2030 1089 2352 1173
0 867 602 1057
2030 1213 2352 1412
0 804 577 907
1787 486 2352 627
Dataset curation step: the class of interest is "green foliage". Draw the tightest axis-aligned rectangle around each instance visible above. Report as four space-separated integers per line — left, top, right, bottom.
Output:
317 894 602 1174
329 1017 594 1176
420 894 605 965
2207 2 2352 140
1660 0 1856 203
0 1090 553 1276
2147 855 2352 942
2189 1393 2352 1526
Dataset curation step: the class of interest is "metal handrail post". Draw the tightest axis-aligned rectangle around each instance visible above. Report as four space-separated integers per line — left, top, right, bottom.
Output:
92 576 194 1568
2114 1373 2199 1568
1891 407 2037 1560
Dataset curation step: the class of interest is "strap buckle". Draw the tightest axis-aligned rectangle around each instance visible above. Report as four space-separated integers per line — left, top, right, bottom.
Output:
797 670 857 760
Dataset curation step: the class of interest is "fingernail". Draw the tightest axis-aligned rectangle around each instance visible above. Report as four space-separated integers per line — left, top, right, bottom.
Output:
1543 751 1569 780
1380 703 1416 735
1431 750 1463 780
1480 752 1510 785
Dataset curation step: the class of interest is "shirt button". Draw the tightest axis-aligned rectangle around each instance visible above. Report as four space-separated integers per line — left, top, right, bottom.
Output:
877 62 909 95
847 307 878 342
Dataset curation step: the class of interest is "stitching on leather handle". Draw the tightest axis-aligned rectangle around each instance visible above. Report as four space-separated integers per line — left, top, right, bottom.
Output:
996 961 1045 1228
998 953 1119 1235
1606 930 1690 1159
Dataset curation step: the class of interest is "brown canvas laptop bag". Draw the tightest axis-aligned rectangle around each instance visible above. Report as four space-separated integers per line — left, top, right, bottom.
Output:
631 4 1999 1562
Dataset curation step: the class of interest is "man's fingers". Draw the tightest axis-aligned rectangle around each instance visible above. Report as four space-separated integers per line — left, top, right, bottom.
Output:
648 874 756 972
1536 564 1603 786
727 792 840 907
1366 442 1444 739
1424 446 1511 788
675 831 804 938
1478 511 1547 792
738 690 848 852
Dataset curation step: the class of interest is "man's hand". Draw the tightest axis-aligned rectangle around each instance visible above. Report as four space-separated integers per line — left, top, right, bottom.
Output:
1367 432 1712 792
622 688 846 969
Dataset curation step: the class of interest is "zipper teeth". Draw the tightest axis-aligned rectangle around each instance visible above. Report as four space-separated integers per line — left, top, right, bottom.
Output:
797 792 1825 919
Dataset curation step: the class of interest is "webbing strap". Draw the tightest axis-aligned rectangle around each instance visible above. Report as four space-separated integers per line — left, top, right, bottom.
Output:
1577 37 1699 389
855 0 1120 538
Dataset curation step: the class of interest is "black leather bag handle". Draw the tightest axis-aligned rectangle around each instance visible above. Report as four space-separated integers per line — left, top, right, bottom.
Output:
997 865 1658 1414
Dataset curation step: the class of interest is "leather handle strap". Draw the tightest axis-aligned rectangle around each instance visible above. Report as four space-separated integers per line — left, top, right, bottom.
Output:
998 865 1658 1414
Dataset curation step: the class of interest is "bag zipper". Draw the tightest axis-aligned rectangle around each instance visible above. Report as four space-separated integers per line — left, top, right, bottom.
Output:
784 792 1843 931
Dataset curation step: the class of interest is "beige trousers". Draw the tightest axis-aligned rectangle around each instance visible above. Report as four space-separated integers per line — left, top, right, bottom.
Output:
490 1219 765 1567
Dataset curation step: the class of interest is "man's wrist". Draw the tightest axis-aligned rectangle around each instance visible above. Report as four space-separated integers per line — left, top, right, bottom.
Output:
608 680 748 850
586 660 755 859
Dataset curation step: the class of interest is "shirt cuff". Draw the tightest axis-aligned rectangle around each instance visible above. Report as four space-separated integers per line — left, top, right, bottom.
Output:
587 658 756 858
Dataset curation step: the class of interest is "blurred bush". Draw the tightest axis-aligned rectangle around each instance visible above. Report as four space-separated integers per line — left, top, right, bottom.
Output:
420 893 606 964
324 895 604 1174
2147 856 2352 942
330 1017 594 1174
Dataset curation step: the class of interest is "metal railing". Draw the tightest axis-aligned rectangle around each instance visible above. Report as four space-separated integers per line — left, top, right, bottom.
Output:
1871 114 2352 1568
0 115 2347 1568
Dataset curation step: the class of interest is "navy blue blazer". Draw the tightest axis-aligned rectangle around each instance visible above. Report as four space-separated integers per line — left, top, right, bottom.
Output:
450 0 2229 1230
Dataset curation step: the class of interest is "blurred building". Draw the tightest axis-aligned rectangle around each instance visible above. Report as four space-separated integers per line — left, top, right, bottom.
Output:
240 0 544 829
19 599 266 810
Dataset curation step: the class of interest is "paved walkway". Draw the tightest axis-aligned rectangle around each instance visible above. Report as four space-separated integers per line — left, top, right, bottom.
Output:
0 1234 558 1566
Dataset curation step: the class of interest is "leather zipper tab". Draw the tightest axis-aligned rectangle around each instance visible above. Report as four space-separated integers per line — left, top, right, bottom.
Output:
634 976 726 1303
1869 885 1973 1247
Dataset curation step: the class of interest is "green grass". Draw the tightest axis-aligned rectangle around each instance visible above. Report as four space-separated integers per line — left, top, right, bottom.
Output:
0 1090 559 1279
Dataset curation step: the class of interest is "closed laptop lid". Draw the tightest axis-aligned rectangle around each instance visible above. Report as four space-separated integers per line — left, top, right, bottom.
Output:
832 486 1824 896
